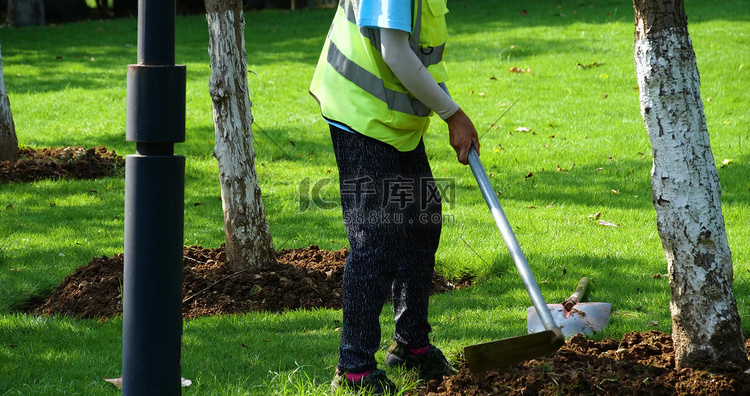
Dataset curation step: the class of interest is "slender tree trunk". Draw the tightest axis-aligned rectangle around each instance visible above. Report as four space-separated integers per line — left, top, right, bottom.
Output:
205 0 276 272
633 0 747 370
0 43 19 162
6 0 44 27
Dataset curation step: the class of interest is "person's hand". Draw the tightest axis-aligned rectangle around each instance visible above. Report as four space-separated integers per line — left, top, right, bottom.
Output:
445 107 480 165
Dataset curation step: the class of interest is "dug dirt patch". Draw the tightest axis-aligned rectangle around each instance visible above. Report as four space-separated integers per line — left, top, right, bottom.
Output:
421 331 750 395
23 245 471 320
1 146 125 184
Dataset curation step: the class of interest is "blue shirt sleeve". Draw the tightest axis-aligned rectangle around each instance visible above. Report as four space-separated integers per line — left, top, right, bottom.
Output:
357 0 412 33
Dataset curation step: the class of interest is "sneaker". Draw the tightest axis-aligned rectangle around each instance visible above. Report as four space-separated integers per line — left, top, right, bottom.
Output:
384 342 457 381
330 368 398 395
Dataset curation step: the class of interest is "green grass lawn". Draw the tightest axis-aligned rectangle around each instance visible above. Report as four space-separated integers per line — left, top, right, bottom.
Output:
1 0 749 394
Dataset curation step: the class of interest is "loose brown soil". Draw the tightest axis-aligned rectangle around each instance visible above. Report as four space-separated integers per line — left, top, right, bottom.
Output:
1 146 125 184
11 147 750 395
23 245 470 320
421 332 750 396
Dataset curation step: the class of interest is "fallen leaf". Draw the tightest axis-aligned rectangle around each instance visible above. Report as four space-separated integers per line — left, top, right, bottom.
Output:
649 321 659 327
520 10 528 15
611 189 619 194
104 377 122 389
721 158 732 168
525 172 534 179
515 126 530 132
598 220 618 227
508 67 531 73
589 211 602 220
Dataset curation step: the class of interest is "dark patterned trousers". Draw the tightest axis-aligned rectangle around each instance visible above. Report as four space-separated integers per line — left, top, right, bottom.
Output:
329 125 442 373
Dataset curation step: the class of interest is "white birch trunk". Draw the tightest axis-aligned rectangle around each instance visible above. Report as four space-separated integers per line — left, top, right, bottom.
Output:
6 0 45 27
205 0 276 272
0 43 19 162
634 0 747 370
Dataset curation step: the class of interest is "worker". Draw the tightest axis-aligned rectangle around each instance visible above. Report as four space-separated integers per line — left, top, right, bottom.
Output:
310 0 480 393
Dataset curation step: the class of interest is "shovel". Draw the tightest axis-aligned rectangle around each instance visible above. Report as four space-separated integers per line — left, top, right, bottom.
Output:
463 146 564 374
527 277 611 337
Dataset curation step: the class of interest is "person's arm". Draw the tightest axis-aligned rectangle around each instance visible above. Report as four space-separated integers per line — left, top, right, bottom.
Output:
380 28 479 164
380 28 458 120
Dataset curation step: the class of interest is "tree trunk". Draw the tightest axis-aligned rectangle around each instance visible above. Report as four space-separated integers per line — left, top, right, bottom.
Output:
204 0 276 272
633 0 747 370
6 0 45 27
0 43 19 162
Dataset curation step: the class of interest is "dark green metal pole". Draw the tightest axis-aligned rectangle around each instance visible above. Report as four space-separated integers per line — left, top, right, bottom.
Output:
123 0 186 394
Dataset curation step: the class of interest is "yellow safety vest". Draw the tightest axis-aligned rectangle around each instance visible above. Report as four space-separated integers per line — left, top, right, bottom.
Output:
309 0 449 151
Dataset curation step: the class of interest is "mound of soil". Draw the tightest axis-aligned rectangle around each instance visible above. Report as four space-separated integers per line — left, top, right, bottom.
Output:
421 331 750 396
0 146 125 184
22 245 471 320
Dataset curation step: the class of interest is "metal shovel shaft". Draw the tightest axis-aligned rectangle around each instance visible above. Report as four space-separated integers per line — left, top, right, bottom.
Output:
467 147 560 334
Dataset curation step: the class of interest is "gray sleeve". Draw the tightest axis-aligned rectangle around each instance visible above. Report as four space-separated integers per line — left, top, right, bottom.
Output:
380 28 459 120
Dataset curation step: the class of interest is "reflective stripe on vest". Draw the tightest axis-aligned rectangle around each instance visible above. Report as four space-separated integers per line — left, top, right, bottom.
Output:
326 40 431 118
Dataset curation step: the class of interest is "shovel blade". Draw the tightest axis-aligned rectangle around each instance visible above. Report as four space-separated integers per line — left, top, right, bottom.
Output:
464 330 565 373
527 302 612 337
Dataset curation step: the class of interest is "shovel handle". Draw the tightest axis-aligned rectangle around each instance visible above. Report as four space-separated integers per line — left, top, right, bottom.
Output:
467 145 561 336
563 277 590 311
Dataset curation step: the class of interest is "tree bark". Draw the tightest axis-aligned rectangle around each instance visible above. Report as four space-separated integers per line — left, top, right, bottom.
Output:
205 0 276 272
6 0 45 27
0 43 19 162
633 0 747 370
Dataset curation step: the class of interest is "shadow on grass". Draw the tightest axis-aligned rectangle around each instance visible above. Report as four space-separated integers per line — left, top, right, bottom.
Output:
3 0 747 96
